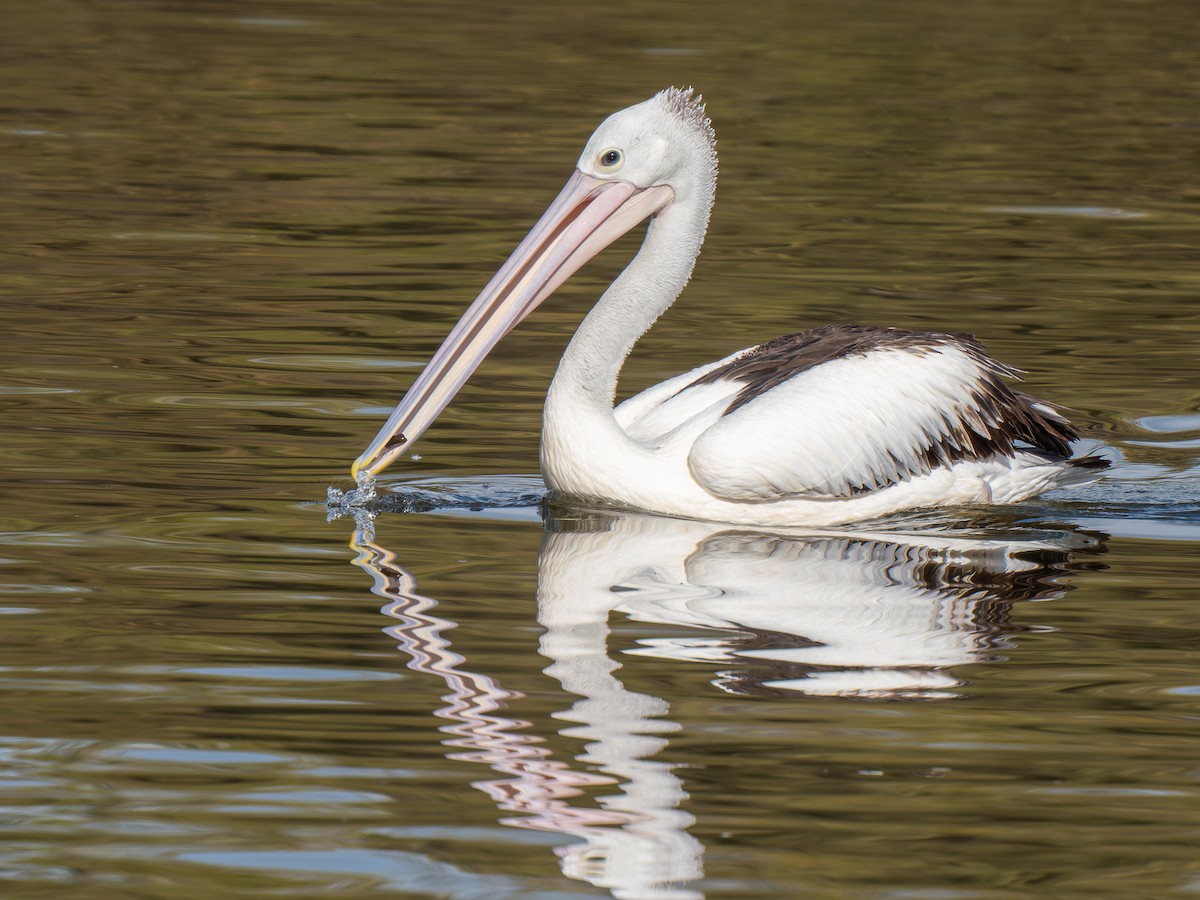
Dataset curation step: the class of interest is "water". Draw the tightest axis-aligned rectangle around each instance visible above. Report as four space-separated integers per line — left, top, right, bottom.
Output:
2 1 1198 897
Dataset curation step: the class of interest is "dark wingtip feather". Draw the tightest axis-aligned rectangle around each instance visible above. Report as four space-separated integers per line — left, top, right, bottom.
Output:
1068 454 1111 470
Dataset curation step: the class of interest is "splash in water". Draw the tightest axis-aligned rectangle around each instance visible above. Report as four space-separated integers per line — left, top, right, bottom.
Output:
326 473 379 537
328 472 377 507
326 474 548 535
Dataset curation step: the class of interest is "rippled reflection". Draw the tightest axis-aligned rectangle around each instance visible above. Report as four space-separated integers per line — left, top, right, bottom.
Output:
350 509 1102 898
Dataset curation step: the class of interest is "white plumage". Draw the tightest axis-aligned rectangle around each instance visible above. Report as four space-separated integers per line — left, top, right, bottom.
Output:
680 346 1005 499
354 88 1106 526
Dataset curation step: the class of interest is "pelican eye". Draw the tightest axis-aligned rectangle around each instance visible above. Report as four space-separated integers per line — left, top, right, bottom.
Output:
597 148 624 171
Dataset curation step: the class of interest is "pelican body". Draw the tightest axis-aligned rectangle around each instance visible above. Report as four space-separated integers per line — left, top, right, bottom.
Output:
352 88 1106 527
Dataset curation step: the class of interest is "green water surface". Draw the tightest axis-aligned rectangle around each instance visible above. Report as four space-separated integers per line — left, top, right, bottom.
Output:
1 1 1198 897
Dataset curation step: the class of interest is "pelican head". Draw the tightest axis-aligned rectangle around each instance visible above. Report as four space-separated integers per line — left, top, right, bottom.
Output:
352 88 716 482
576 88 717 200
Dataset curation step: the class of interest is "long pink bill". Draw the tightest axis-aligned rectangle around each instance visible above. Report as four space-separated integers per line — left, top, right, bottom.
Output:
351 169 674 482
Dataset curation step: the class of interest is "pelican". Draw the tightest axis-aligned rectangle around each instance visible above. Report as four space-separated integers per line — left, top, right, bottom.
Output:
351 87 1106 527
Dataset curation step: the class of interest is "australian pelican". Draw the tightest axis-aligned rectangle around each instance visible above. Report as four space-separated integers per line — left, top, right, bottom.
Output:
351 88 1106 526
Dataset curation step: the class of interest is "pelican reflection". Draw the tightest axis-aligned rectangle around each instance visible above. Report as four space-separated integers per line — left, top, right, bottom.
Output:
540 509 1102 698
349 507 1101 898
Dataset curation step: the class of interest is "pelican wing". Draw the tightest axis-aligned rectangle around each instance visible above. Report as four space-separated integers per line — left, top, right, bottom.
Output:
614 346 758 435
686 328 1076 501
